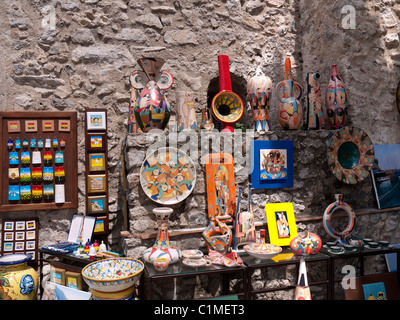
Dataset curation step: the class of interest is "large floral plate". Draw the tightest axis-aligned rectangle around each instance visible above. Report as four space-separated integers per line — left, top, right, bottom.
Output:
327 126 374 184
140 147 196 204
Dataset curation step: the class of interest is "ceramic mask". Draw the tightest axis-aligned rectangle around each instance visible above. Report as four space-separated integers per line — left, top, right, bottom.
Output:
306 72 325 129
247 66 273 132
128 58 174 133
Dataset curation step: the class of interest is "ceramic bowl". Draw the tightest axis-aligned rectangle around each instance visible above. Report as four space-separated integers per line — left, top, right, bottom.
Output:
379 240 390 248
182 250 204 259
82 258 144 293
182 258 212 267
368 241 379 249
329 245 343 253
244 242 282 260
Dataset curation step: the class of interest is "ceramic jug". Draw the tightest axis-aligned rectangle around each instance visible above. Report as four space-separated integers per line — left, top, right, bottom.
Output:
306 72 325 129
290 231 322 255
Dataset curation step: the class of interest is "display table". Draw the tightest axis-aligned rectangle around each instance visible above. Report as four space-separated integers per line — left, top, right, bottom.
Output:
142 259 247 300
240 248 331 300
320 245 400 299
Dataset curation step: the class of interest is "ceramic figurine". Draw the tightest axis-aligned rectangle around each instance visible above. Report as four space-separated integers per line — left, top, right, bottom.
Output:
0 254 38 300
202 153 236 254
290 231 322 255
143 207 181 264
176 91 198 132
247 66 273 132
275 57 303 130
306 72 325 129
294 258 311 300
200 107 214 132
233 184 256 250
211 55 244 132
326 64 348 129
323 194 356 244
129 57 174 133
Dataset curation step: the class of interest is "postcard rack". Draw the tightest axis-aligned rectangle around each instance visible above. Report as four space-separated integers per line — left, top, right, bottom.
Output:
84 108 109 235
0 111 78 212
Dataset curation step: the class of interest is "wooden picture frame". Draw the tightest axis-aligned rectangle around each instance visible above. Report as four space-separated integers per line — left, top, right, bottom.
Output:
87 195 107 214
89 134 105 150
265 202 298 246
86 111 106 131
7 120 20 133
87 174 107 193
25 120 38 132
0 111 78 212
88 153 106 172
93 216 109 235
42 120 55 132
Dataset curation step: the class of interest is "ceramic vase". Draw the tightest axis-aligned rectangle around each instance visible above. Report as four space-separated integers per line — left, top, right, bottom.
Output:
153 257 170 272
290 231 322 255
143 207 181 264
275 57 303 130
202 216 233 255
326 64 348 129
247 66 273 132
176 91 198 132
0 254 38 300
129 57 174 133
200 107 214 132
323 194 356 244
306 72 325 129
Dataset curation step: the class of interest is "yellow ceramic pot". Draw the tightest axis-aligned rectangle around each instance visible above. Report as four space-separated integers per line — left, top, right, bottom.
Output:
0 254 38 300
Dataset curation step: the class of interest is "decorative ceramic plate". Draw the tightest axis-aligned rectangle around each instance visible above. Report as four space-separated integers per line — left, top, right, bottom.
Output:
182 250 204 259
140 147 196 205
243 242 282 260
327 126 375 184
182 258 212 267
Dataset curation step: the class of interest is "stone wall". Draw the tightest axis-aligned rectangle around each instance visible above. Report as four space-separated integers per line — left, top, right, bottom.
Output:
1 0 400 300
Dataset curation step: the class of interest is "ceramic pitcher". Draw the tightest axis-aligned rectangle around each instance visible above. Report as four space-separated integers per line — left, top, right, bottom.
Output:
326 64 348 129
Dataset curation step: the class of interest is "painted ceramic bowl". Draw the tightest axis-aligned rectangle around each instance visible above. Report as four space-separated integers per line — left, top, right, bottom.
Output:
82 258 144 293
244 242 282 260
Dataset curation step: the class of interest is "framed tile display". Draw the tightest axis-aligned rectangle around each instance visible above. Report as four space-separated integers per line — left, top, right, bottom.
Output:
250 140 294 189
1 218 39 263
0 111 78 212
85 108 109 236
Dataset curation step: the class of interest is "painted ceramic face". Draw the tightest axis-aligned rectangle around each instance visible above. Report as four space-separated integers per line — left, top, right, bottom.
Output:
326 76 348 129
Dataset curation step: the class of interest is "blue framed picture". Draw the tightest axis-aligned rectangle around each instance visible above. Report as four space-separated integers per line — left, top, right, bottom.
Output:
250 140 294 189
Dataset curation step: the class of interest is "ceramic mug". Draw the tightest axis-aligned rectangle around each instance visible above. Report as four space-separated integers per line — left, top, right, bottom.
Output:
153 257 170 272
349 238 363 247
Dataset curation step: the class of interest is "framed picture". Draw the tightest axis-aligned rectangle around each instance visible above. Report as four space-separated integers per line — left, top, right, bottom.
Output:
87 174 107 193
87 111 106 130
42 120 55 132
7 120 20 133
87 195 107 214
93 216 108 234
58 119 71 132
265 202 298 246
25 120 38 132
89 134 104 149
88 153 106 172
251 140 294 189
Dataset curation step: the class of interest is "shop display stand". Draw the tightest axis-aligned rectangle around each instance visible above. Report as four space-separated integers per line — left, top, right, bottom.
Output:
84 109 109 238
0 111 78 212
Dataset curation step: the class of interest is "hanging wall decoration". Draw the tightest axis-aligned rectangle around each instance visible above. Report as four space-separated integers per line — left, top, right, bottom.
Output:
211 55 244 132
250 140 294 189
275 57 303 130
176 91 198 132
265 202 298 247
247 66 273 132
202 153 236 254
139 147 196 205
128 57 174 133
306 72 325 130
327 126 375 184
326 64 348 129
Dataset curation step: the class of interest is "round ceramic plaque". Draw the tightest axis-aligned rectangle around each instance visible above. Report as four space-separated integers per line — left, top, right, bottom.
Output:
140 147 196 205
327 126 375 184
